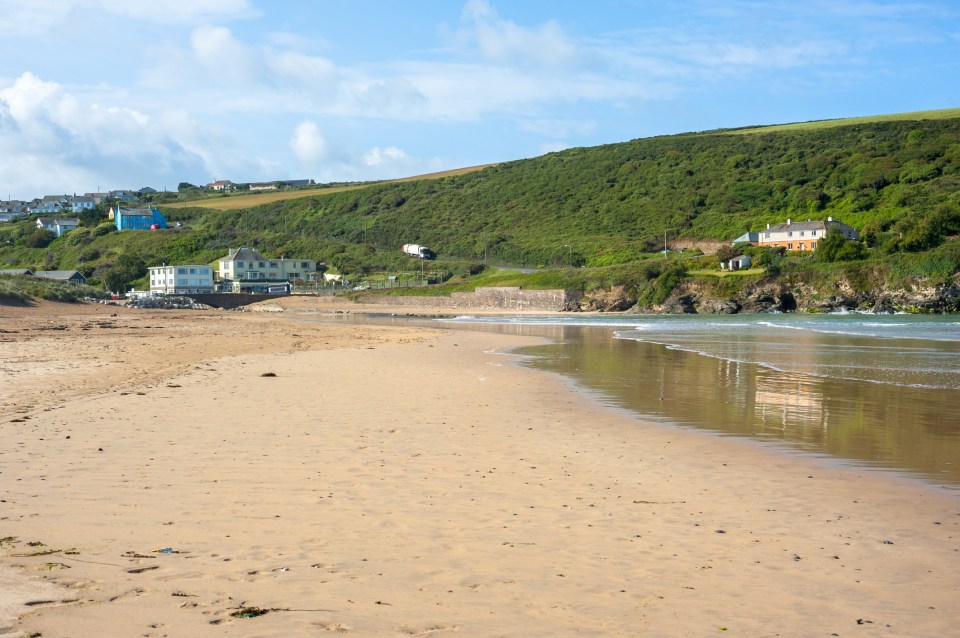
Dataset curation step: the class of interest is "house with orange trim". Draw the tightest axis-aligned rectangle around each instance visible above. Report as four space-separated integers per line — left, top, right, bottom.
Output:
731 217 858 252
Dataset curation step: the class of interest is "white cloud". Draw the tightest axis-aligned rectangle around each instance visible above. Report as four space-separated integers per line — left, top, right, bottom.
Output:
289 121 329 166
363 146 409 167
191 26 264 84
0 72 212 196
459 0 577 67
0 0 255 35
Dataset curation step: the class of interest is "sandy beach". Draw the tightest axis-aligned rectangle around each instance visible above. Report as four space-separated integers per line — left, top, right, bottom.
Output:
1 298 958 637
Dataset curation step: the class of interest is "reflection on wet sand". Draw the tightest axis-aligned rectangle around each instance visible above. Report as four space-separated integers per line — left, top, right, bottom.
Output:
300 314 960 487
512 326 960 486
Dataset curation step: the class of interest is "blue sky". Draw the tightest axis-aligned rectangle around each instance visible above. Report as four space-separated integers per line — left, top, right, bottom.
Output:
0 0 958 199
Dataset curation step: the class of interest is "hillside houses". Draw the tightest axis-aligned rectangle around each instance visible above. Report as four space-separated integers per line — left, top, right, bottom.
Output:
109 205 167 231
36 216 81 237
0 269 86 284
0 200 29 222
732 217 859 252
242 179 317 192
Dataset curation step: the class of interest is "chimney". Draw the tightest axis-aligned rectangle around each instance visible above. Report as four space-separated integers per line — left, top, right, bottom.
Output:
766 223 770 229
827 216 833 222
786 218 792 225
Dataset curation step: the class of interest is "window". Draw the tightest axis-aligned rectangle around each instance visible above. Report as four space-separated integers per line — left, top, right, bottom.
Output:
800 231 805 237
237 261 244 268
812 242 817 249
765 232 771 239
301 262 309 268
259 261 265 268
812 230 817 236
189 268 196 274
270 261 278 268
788 243 793 250
787 231 793 237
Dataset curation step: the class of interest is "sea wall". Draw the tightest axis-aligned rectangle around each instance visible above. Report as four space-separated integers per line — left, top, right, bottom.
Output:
360 287 582 312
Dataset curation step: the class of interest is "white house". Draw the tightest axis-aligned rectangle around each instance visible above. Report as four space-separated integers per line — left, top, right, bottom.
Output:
70 195 96 212
149 264 215 294
723 255 753 271
732 217 859 252
36 217 80 237
37 195 68 214
217 247 317 293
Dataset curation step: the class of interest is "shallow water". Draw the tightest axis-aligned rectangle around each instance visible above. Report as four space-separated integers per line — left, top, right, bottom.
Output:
439 314 960 487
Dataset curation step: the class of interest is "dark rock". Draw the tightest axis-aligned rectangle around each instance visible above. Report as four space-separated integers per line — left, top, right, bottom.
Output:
578 285 637 312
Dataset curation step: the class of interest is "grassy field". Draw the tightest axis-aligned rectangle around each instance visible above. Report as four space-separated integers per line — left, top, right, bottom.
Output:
724 107 960 135
164 164 497 211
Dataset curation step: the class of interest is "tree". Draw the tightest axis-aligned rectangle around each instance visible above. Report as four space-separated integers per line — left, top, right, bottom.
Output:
77 203 108 228
817 227 865 262
178 182 199 192
102 253 146 292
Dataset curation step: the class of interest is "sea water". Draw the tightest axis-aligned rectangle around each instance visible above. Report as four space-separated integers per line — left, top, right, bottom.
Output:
440 314 960 487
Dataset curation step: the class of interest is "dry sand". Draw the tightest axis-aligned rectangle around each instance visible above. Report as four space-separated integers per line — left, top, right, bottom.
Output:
1 299 958 637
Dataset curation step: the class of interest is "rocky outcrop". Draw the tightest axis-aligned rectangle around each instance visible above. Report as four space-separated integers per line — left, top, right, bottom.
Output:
625 276 960 315
578 286 637 312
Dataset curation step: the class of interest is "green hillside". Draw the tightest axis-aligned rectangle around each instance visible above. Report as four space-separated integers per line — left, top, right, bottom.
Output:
189 114 960 267
1 109 959 297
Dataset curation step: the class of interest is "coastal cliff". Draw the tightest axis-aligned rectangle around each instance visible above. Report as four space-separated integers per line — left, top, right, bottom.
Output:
621 277 960 314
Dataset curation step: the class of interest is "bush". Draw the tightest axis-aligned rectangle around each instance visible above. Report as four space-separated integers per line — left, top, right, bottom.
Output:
24 229 56 248
93 222 116 237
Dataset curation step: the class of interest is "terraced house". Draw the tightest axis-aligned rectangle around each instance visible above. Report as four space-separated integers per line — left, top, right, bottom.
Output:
217 247 317 293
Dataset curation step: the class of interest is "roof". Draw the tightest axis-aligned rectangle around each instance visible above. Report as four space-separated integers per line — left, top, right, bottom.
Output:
0 269 34 276
37 217 80 225
208 180 234 187
730 254 752 261
33 270 85 281
767 219 857 233
732 231 759 243
114 206 158 217
221 247 268 263
148 264 212 270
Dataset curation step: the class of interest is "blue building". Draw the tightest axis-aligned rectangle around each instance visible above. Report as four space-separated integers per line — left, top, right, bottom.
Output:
111 206 167 231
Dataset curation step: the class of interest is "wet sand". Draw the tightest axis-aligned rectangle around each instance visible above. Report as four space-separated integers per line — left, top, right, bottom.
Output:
1 299 958 636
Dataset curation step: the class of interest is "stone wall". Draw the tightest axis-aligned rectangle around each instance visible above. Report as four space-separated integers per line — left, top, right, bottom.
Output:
185 293 289 309
359 287 582 311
